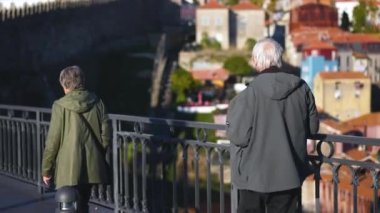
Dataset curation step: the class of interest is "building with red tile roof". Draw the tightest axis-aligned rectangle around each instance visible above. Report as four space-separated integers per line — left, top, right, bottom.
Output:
318 72 369 79
313 71 371 121
230 0 261 10
189 68 229 87
198 0 227 9
316 158 379 212
342 113 380 143
286 24 380 83
196 0 265 50
320 119 357 135
230 0 264 49
289 3 338 32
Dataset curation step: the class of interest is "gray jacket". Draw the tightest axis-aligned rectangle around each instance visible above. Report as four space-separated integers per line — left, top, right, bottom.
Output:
226 67 319 193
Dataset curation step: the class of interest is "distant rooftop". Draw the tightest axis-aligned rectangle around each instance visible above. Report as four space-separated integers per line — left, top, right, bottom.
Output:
198 0 227 9
303 41 336 50
291 27 380 51
198 0 262 10
318 71 369 79
231 1 260 10
190 68 229 81
321 119 356 134
343 112 380 127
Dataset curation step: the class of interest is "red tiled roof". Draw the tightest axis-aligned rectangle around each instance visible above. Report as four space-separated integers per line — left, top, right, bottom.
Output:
352 51 369 59
335 0 357 2
190 68 229 81
291 27 380 50
345 149 368 161
331 33 380 44
199 1 227 9
321 119 356 134
343 113 380 127
302 0 334 6
231 1 261 10
303 41 336 50
318 71 369 79
320 173 380 200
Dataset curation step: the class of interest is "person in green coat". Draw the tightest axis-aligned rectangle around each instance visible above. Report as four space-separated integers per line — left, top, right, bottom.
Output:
41 65 111 213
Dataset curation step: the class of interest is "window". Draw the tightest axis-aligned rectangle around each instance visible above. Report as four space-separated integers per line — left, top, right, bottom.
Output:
334 81 341 100
201 16 209 26
237 16 247 35
354 81 363 98
215 16 222 26
336 56 340 68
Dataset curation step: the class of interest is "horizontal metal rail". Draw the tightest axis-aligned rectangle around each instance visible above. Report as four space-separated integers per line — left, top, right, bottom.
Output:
0 104 379 213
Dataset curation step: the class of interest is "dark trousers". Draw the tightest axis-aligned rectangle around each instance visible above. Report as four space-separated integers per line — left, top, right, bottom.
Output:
73 184 93 213
237 188 301 213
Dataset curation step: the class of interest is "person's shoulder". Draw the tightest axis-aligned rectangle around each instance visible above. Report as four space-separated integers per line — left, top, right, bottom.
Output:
52 97 64 107
298 79 312 92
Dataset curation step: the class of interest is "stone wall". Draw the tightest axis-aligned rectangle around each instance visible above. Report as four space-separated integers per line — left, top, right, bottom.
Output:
0 0 175 71
0 0 180 106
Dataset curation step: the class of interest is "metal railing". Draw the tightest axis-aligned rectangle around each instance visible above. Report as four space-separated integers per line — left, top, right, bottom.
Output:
0 104 380 213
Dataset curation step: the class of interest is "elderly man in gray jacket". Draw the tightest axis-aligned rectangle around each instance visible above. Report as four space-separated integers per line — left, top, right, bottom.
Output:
226 38 319 213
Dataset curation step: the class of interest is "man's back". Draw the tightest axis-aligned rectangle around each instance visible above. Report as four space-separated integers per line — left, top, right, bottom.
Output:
42 89 110 189
227 67 319 193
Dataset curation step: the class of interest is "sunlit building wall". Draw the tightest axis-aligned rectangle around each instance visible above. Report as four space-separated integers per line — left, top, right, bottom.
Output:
313 72 371 121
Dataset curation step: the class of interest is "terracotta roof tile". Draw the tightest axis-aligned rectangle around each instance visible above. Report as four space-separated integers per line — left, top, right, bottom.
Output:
343 113 380 127
352 52 369 59
319 153 380 200
331 33 380 44
291 27 380 49
303 41 336 50
302 0 334 6
345 148 368 161
321 119 355 134
199 1 227 9
318 72 369 79
231 1 261 10
335 0 357 2
190 68 229 81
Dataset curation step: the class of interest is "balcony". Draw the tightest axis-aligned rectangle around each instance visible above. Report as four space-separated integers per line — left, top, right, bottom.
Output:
0 104 379 213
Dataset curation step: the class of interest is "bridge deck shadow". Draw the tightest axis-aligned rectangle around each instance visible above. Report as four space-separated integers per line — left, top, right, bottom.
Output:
0 175 112 213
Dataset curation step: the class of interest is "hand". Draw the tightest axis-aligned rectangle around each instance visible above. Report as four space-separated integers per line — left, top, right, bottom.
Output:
43 176 51 185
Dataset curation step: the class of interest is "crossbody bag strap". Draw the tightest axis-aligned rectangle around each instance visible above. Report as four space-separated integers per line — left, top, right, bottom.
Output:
77 113 105 153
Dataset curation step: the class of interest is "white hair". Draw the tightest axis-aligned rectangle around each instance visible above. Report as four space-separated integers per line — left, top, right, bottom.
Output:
59 65 85 90
251 38 283 72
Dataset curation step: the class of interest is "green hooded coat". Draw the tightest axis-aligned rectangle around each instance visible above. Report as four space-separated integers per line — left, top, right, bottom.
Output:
41 89 111 189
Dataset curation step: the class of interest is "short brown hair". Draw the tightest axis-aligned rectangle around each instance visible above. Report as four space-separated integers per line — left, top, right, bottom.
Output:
59 65 85 90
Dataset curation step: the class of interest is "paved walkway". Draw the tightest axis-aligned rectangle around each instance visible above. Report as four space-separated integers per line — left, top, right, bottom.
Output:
0 175 112 213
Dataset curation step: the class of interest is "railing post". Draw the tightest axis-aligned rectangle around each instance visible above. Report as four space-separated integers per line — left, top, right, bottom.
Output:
231 184 238 213
112 118 119 213
36 110 43 194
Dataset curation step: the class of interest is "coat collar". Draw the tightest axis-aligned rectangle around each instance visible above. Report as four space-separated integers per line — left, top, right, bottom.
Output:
257 66 280 75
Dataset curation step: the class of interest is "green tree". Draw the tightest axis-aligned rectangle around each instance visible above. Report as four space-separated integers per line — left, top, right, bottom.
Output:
223 55 252 76
340 11 350 31
267 0 277 12
250 0 264 7
352 1 367 32
170 67 200 104
245 38 256 51
368 0 378 26
224 0 239 5
200 32 222 50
